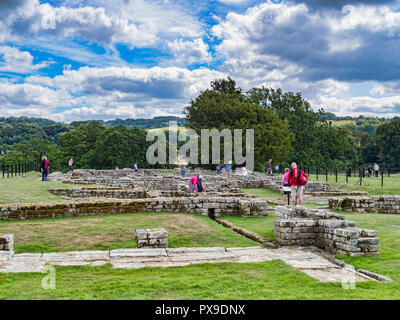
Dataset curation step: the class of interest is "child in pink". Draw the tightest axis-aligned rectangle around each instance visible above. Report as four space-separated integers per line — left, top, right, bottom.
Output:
282 168 290 204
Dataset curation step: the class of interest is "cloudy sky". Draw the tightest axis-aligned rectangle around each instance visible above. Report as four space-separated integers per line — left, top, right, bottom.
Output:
0 0 399 122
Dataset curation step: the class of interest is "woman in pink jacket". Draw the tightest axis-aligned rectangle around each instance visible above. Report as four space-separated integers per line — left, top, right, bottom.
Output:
189 176 198 193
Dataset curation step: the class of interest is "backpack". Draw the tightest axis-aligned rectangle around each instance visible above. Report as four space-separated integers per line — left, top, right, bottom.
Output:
44 160 49 169
299 171 308 186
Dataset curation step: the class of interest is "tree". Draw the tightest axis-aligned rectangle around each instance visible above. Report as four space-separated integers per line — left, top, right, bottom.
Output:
374 118 400 170
184 78 294 171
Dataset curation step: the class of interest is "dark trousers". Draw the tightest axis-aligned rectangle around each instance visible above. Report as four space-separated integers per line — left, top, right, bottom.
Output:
42 169 49 181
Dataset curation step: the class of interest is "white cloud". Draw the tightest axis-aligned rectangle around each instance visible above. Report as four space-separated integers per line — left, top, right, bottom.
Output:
167 38 212 65
0 46 52 73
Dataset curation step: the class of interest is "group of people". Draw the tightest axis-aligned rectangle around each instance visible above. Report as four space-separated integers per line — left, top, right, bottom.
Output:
216 161 233 177
281 162 308 206
40 156 74 182
367 163 380 177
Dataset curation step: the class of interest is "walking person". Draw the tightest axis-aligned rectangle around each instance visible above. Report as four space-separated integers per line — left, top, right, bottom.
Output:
282 168 290 205
40 156 50 182
180 164 187 177
225 161 232 177
188 175 198 193
216 163 223 175
133 162 138 173
266 159 273 175
68 158 73 172
242 166 249 182
288 162 307 206
374 163 379 177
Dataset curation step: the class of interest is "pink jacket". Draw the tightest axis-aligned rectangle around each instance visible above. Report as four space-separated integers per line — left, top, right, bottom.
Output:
189 176 198 185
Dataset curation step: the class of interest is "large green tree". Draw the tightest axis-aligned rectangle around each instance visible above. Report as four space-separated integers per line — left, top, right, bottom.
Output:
373 118 400 170
184 78 294 171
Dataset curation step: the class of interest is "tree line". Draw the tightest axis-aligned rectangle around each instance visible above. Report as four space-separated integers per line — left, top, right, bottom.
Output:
0 77 399 172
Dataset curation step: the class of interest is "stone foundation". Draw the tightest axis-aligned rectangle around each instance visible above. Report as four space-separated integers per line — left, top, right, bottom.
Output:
273 206 379 255
0 197 267 220
135 228 168 248
329 196 400 214
0 234 14 260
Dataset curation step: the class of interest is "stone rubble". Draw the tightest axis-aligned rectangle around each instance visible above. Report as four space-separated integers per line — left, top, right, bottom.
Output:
135 228 168 248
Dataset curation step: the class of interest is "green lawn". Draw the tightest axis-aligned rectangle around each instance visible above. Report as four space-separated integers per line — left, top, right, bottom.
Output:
0 213 256 253
240 188 283 200
0 172 100 204
224 214 276 241
308 173 400 195
1 260 400 299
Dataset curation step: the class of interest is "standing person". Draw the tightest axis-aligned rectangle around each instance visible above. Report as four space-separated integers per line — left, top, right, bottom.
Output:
274 165 279 175
180 164 187 177
197 175 206 196
40 156 50 182
266 159 273 175
288 162 307 206
68 158 73 172
216 163 223 175
188 175 198 193
242 166 249 182
374 163 379 177
225 161 232 177
367 165 372 177
282 168 290 205
133 163 138 173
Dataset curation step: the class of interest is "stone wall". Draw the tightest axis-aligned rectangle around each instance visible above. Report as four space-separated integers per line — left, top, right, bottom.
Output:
0 234 14 260
0 197 267 220
329 196 400 214
273 206 379 255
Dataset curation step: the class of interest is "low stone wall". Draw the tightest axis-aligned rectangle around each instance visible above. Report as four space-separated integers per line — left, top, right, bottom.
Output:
49 187 147 199
0 234 14 260
0 197 267 220
273 206 379 255
329 196 400 214
49 187 255 200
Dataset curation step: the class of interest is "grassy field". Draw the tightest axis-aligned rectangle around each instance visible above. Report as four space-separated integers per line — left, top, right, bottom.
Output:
0 213 256 253
2 259 400 300
0 172 100 204
1 176 400 299
308 173 400 195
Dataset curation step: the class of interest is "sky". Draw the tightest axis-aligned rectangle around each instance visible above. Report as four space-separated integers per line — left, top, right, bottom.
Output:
0 0 399 122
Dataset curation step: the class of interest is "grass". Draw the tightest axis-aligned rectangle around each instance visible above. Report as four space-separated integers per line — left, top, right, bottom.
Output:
240 188 282 200
0 213 256 253
1 260 400 299
308 173 400 195
0 172 101 205
224 214 276 241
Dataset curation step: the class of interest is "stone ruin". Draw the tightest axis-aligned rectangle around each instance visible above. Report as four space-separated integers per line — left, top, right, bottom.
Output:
135 228 168 248
0 234 14 260
329 196 400 214
273 206 380 256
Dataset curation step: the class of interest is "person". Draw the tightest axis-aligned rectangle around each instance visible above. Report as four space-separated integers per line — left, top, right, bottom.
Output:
288 162 307 206
225 161 232 177
180 164 187 177
133 163 138 173
266 159 272 175
274 165 279 175
189 175 198 193
68 158 73 172
367 165 372 177
374 163 379 177
40 156 50 182
282 168 290 204
197 175 206 196
216 163 223 175
242 166 249 182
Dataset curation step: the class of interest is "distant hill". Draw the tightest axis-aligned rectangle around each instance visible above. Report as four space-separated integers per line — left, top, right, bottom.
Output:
319 112 397 133
100 116 186 129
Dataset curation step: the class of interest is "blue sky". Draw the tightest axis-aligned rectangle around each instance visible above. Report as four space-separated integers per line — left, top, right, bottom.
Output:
0 0 400 122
